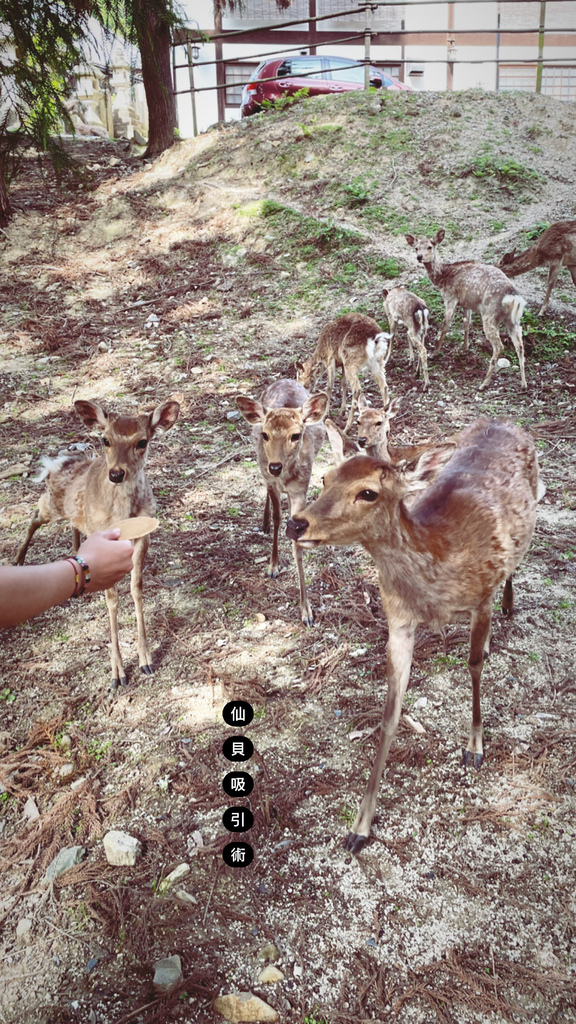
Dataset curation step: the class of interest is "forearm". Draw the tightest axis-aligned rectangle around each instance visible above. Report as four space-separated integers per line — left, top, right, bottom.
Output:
0 561 77 629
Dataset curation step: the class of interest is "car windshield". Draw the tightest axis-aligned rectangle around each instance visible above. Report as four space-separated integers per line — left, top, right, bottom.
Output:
278 58 326 80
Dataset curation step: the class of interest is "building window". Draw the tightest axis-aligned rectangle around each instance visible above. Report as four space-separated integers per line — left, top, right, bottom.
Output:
499 64 576 101
225 63 259 106
542 65 576 101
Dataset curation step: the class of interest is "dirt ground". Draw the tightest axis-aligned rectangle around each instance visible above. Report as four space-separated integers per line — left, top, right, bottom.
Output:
0 88 575 1024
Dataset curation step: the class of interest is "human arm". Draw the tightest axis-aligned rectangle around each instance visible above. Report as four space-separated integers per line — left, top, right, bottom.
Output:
0 530 134 628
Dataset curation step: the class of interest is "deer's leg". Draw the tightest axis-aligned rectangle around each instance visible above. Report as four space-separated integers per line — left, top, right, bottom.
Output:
325 361 336 414
73 528 82 552
15 511 46 565
292 541 313 627
464 605 492 769
538 259 563 315
105 585 126 690
478 320 503 390
343 370 362 433
262 491 271 534
344 619 416 854
507 322 527 390
433 298 458 355
267 487 281 579
502 576 514 615
411 330 429 389
463 309 472 351
566 264 576 288
369 359 389 412
131 536 153 676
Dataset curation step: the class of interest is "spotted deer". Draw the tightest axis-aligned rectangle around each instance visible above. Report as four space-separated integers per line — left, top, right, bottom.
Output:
236 380 328 626
296 313 391 432
382 286 430 389
287 418 542 852
16 399 180 689
406 229 527 391
499 220 576 315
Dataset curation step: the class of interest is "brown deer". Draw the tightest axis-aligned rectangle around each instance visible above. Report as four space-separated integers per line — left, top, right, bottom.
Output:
406 229 527 391
499 220 576 315
296 313 391 433
287 418 542 853
236 380 328 626
382 286 430 389
16 399 180 689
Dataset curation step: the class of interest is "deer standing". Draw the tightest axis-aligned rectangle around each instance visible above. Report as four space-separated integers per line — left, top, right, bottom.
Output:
406 229 527 391
287 418 541 852
16 399 180 689
499 220 576 315
296 313 391 432
382 286 430 389
236 380 327 626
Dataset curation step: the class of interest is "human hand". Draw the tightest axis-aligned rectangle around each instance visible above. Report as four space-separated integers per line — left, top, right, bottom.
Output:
77 530 134 593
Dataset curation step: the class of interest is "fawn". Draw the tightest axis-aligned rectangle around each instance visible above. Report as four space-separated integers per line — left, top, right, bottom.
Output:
16 399 180 689
406 229 527 390
296 313 391 432
236 379 327 626
500 220 576 315
287 418 542 852
382 286 430 389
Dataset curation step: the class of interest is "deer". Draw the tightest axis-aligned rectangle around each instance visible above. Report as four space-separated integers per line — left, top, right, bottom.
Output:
406 229 527 391
287 417 542 853
296 313 391 433
499 220 576 315
15 399 180 690
382 286 430 389
236 380 328 627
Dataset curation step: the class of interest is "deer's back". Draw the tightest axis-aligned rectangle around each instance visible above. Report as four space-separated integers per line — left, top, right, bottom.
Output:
537 220 576 258
318 314 383 361
261 379 311 410
439 262 519 311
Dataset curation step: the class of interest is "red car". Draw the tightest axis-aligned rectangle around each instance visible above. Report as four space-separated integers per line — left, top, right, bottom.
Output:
240 54 411 117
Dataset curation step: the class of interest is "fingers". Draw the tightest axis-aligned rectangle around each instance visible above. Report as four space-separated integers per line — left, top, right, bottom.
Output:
78 532 135 593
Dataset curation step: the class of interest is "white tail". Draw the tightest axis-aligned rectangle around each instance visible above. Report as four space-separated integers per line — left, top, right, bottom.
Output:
16 399 180 690
236 379 328 626
406 228 527 391
499 219 576 315
287 418 541 852
296 313 391 433
382 286 430 389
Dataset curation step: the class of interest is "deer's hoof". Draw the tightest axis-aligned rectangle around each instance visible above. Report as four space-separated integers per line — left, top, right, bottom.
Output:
343 832 369 855
141 664 154 676
301 611 314 628
268 569 279 579
463 748 472 768
474 752 484 770
110 676 128 692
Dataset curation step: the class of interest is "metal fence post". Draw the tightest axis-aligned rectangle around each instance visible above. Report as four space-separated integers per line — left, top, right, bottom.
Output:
187 42 198 137
364 3 372 89
536 0 547 94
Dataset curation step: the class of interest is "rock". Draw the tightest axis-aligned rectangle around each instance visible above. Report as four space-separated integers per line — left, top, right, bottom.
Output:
133 128 148 146
174 889 198 905
98 341 110 353
70 776 87 791
59 763 75 778
103 830 142 866
254 613 266 623
42 846 86 884
108 156 121 167
213 992 278 1023
158 863 190 893
226 410 242 421
497 357 511 368
59 735 73 749
293 964 303 979
413 696 428 709
258 966 284 984
22 796 40 820
153 954 182 994
258 943 280 962
16 918 33 944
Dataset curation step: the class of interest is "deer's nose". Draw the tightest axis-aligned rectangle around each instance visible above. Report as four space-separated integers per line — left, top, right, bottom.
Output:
286 517 308 541
358 437 367 448
268 463 282 477
416 254 423 262
109 469 125 484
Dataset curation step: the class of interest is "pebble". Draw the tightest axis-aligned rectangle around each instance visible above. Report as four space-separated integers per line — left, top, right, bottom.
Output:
59 763 74 778
497 357 511 368
42 845 86 884
258 966 284 984
258 943 281 962
226 410 242 421
413 697 428 709
22 796 40 820
98 341 109 353
16 918 33 944
213 992 278 1023
153 955 182 994
103 830 142 866
158 863 190 893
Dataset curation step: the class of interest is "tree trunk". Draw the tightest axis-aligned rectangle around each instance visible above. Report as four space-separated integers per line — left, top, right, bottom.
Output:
0 155 10 227
137 2 176 158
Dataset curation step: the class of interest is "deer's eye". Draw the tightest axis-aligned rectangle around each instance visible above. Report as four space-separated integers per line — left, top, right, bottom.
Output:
262 432 269 442
355 489 378 503
102 438 111 448
291 433 301 443
136 439 148 450
375 421 383 427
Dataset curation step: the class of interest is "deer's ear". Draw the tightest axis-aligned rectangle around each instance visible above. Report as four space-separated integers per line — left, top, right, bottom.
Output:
405 234 416 247
302 391 328 423
150 401 180 433
295 360 304 372
382 287 389 298
403 443 456 491
434 228 445 245
387 396 402 419
357 393 370 411
74 400 108 430
236 396 265 424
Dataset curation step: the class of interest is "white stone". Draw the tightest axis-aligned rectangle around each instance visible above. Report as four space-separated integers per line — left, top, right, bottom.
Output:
103 830 142 866
153 955 182 994
16 918 33 943
158 863 190 893
258 966 284 984
213 992 279 1023
497 357 511 368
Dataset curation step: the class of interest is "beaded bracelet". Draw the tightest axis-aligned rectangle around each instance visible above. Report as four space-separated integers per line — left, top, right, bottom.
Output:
65 555 91 597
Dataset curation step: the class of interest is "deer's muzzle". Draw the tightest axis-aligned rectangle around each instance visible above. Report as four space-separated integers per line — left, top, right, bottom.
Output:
268 462 282 477
109 469 126 484
358 438 367 448
286 517 308 541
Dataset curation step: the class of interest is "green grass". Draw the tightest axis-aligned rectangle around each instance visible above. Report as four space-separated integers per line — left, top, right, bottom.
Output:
523 310 576 360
